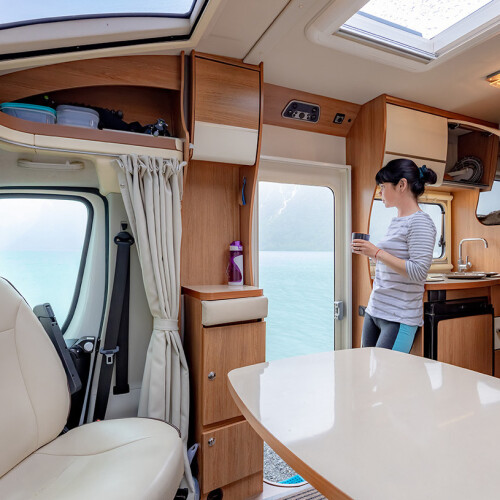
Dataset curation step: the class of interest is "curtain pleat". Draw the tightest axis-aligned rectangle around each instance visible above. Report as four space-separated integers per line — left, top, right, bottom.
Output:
117 154 194 498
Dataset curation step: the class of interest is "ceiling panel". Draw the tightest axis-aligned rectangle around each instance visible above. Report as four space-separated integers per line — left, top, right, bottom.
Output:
196 0 289 59
199 0 500 124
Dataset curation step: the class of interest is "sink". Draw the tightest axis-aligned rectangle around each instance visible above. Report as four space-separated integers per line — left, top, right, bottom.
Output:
445 272 486 280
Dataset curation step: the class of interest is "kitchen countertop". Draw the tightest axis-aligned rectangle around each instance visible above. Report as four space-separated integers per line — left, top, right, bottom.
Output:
424 275 500 290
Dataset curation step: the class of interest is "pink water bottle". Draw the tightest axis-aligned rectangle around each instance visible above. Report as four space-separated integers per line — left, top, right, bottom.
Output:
228 240 244 286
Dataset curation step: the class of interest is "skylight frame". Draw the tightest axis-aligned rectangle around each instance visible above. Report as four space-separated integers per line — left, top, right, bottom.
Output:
0 0 209 63
0 1 198 31
337 0 500 63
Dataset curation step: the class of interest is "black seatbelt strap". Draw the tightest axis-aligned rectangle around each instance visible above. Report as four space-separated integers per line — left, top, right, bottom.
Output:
93 229 134 421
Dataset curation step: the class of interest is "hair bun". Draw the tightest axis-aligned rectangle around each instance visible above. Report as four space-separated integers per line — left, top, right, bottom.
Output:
421 166 437 184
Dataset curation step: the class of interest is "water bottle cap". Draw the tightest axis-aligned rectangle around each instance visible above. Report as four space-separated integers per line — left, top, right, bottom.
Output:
229 240 243 251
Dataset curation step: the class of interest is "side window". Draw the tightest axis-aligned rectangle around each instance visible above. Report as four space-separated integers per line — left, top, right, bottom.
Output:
369 199 445 260
0 196 91 328
477 180 500 225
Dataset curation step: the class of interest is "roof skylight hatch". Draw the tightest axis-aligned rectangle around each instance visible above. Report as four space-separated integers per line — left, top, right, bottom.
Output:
0 0 214 64
306 0 500 70
2 1 197 29
338 0 500 63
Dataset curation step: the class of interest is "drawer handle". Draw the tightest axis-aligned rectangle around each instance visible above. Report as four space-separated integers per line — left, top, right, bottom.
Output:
208 437 216 447
208 371 216 380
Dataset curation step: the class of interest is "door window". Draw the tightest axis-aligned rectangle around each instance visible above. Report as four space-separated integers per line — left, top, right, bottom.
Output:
259 181 334 361
0 196 90 328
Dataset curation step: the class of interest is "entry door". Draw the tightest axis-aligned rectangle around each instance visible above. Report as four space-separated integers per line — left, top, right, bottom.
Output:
256 156 351 359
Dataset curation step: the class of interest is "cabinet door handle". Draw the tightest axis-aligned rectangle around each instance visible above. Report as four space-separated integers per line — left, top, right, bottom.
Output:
208 371 216 380
208 437 216 447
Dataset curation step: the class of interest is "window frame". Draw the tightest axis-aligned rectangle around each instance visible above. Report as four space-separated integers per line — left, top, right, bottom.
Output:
338 0 500 62
0 193 94 331
476 178 500 225
0 0 211 61
305 0 500 71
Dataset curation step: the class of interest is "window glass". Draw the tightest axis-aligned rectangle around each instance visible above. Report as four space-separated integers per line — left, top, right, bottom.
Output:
477 180 500 225
369 200 444 258
259 182 334 361
2 1 196 27
0 197 89 326
358 0 493 39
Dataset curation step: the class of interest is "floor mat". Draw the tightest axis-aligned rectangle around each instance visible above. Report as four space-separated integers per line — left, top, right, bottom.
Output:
274 487 326 500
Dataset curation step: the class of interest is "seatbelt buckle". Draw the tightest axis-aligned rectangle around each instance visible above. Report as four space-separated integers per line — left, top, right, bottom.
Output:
100 346 119 365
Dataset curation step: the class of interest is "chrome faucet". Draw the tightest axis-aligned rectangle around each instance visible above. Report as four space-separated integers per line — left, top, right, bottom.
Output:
458 238 488 272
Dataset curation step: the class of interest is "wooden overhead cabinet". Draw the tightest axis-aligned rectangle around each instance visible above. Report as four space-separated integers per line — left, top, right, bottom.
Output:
191 52 262 165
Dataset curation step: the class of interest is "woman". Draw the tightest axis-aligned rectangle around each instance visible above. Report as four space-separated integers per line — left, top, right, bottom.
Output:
352 158 437 353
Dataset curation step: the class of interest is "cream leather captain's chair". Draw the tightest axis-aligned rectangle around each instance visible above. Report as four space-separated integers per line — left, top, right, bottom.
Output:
0 278 184 500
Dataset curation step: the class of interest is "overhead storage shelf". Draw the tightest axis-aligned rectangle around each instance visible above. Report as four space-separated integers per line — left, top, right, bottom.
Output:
0 112 184 159
0 54 189 161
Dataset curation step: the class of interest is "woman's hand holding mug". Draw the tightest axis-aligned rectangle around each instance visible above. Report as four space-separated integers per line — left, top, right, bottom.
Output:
351 232 379 259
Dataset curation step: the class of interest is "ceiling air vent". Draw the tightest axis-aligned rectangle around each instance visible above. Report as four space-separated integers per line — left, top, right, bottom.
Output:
282 101 320 123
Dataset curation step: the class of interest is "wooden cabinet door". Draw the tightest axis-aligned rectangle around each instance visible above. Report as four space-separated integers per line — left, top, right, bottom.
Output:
200 420 263 493
437 314 493 375
202 321 265 425
385 104 448 161
194 56 261 130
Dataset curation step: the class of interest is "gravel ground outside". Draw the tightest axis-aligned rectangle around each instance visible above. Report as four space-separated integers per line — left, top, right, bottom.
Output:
264 442 301 483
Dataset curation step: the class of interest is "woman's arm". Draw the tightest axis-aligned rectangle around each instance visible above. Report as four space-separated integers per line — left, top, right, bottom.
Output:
352 215 436 280
352 239 408 277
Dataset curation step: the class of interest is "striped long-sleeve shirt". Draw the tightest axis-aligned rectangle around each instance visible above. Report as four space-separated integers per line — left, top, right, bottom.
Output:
366 210 436 326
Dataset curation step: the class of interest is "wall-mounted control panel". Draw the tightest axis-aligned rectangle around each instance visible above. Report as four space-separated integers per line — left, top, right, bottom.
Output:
282 100 320 123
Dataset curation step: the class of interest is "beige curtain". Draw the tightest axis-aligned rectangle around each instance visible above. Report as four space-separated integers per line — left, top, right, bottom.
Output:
117 154 194 497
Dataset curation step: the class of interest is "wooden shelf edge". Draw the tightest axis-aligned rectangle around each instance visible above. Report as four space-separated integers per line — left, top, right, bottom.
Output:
0 112 183 152
182 285 263 301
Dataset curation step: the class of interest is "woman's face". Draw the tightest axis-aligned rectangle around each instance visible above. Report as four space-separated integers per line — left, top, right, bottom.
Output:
379 182 399 208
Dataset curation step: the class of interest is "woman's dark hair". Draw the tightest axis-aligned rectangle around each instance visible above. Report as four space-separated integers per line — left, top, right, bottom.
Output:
375 158 437 198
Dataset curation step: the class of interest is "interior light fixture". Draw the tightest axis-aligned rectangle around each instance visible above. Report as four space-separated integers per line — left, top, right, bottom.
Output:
486 70 500 88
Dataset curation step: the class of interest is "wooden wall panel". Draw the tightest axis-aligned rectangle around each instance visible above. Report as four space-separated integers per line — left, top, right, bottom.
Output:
451 189 500 274
495 350 500 378
264 83 360 137
193 56 260 130
346 95 387 347
491 286 500 314
0 56 181 102
181 161 240 286
41 86 176 133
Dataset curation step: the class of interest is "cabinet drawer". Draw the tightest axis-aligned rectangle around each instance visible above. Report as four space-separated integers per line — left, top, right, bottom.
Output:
203 321 265 425
437 314 493 375
201 420 263 493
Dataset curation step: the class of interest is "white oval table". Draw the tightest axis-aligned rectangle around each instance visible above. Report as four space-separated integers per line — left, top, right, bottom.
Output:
228 348 500 500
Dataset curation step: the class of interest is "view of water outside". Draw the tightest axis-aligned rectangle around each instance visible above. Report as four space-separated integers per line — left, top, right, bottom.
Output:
0 198 88 325
259 182 334 361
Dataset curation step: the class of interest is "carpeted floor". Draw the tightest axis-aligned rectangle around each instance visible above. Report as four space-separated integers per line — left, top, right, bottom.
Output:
263 442 298 483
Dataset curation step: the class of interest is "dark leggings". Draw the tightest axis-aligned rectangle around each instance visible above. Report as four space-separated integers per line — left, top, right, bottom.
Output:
362 312 418 353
